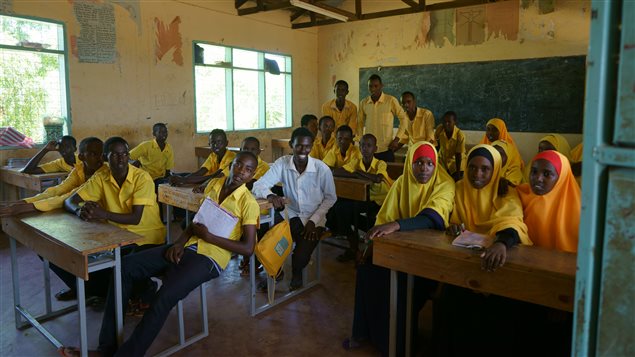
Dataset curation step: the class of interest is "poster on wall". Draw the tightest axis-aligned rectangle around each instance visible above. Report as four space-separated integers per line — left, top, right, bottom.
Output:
73 0 117 63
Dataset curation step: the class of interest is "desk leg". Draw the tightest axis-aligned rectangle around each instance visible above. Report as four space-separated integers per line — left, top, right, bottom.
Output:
405 274 413 357
10 237 22 328
114 247 124 346
43 259 52 314
250 254 256 316
76 278 88 357
166 204 173 244
389 269 397 357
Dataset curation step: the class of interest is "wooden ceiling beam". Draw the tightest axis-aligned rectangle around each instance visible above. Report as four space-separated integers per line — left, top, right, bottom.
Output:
289 8 307 22
235 0 249 9
237 0 292 15
401 0 419 8
292 18 340 29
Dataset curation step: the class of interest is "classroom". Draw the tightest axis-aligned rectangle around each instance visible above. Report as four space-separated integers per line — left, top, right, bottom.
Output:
1 0 633 356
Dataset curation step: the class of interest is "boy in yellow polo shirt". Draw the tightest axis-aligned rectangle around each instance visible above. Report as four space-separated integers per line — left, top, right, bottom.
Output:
22 135 80 174
0 137 106 218
322 80 358 133
323 125 362 169
331 134 393 262
219 136 269 189
130 123 174 185
59 152 260 357
310 115 336 160
169 129 235 187
434 111 465 181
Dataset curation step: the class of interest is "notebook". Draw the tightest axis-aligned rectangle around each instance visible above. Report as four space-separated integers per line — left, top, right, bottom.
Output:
192 197 238 239
451 230 494 250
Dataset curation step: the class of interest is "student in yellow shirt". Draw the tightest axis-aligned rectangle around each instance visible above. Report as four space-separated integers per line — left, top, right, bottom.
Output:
358 74 409 162
310 115 336 160
301 114 319 138
434 111 466 181
169 129 235 186
130 123 174 185
22 135 79 174
323 125 362 169
0 137 106 218
322 80 358 133
330 134 393 262
58 152 260 357
492 139 524 187
391 91 435 150
219 137 269 187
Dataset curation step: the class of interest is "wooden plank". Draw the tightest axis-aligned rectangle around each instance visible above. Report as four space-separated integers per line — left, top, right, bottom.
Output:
386 162 404 180
334 177 369 201
373 230 576 311
271 138 291 160
0 167 67 192
158 183 280 211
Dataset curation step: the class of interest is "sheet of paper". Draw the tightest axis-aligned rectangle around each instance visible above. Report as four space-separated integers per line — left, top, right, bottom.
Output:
193 197 238 239
452 230 493 249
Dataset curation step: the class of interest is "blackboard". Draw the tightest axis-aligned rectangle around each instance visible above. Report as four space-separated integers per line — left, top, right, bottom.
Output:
359 56 585 133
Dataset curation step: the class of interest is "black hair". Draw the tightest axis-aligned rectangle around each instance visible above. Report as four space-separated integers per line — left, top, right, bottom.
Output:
401 91 415 100
291 127 315 144
242 136 260 146
234 150 258 165
468 147 494 167
368 74 382 83
301 114 318 127
78 137 103 153
443 111 457 121
60 135 77 148
103 136 129 155
361 133 377 144
152 123 167 133
318 115 335 127
209 129 228 141
334 80 349 90
336 125 353 137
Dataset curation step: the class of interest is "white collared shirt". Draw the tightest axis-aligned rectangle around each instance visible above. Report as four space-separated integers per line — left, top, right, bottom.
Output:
252 155 337 227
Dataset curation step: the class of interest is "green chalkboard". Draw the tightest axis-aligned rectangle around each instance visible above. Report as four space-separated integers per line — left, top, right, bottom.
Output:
359 56 585 133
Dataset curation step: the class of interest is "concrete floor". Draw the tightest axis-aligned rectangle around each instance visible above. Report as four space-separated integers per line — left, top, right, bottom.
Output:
1 227 433 357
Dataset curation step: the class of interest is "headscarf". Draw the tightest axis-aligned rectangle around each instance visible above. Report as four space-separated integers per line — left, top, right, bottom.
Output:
539 134 572 161
517 151 580 252
451 144 531 244
480 118 524 170
492 139 523 186
570 143 583 163
376 141 455 227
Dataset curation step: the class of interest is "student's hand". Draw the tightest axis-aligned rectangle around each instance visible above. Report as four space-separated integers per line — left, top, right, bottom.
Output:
480 242 507 272
267 194 286 210
80 201 108 221
446 224 464 237
44 140 58 152
165 243 185 264
191 222 211 240
302 220 320 241
169 175 184 186
131 160 142 168
365 222 400 240
388 138 400 152
192 184 206 194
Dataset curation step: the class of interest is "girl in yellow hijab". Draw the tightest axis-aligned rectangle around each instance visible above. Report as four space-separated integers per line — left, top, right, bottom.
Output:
344 141 455 356
492 139 524 186
480 118 524 170
517 150 580 252
538 134 572 160
450 144 530 272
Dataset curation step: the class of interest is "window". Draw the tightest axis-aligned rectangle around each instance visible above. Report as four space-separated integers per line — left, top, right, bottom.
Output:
0 15 70 145
194 43 292 132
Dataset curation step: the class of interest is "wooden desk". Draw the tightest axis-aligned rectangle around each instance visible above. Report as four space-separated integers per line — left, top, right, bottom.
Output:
334 177 370 201
2 211 142 357
386 162 404 180
271 138 291 161
373 229 576 357
1 167 68 198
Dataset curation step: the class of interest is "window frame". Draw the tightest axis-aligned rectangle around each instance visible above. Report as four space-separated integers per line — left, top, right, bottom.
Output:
192 41 293 134
0 14 72 149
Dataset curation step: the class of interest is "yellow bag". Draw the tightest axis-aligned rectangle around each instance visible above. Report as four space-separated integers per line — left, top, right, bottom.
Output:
255 213 293 279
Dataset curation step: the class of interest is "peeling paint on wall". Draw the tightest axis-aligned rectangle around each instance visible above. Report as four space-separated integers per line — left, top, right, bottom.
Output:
456 5 485 46
70 35 78 58
414 12 431 48
332 30 354 63
427 8 455 47
486 0 519 41
154 16 183 66
109 0 142 35
538 0 555 14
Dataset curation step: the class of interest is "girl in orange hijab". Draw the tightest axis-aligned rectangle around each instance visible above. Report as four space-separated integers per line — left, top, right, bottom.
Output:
517 150 580 252
480 118 524 170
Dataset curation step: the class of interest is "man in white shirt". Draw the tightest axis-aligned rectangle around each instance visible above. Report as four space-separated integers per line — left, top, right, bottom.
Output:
252 127 337 290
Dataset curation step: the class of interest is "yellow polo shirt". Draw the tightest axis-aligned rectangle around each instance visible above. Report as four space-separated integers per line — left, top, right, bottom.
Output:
129 139 174 180
185 178 259 270
310 135 335 160
323 144 362 169
24 164 108 212
358 93 409 151
221 156 270 180
435 125 466 175
342 157 393 205
321 99 358 133
76 164 166 245
39 154 81 173
201 150 236 176
398 107 436 146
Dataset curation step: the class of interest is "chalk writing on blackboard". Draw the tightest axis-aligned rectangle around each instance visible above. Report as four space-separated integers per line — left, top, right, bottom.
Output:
73 0 116 63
